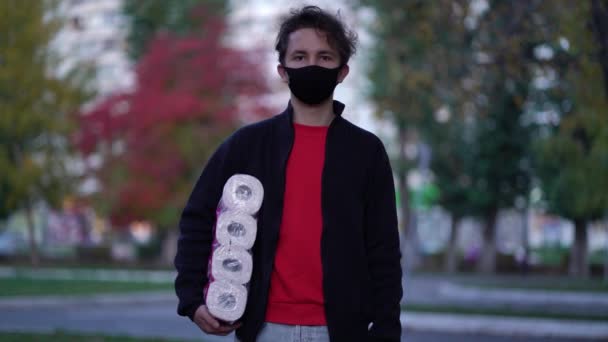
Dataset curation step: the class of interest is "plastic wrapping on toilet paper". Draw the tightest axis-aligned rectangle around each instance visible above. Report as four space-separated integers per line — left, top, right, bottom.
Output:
210 245 253 285
203 173 263 323
206 280 248 322
220 174 264 215
215 211 257 249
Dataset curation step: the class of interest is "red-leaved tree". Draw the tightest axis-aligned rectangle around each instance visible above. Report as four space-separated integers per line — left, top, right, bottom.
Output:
76 17 271 230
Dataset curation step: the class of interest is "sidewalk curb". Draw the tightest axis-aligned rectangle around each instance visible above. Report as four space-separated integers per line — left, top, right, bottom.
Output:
0 266 175 283
401 312 608 340
0 291 176 309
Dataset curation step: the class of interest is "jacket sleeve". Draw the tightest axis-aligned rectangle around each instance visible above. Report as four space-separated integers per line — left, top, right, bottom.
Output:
174 138 232 321
365 139 403 341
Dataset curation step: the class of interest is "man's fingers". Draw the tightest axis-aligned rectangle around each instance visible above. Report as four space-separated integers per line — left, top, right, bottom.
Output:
195 316 214 333
216 322 240 333
199 306 221 329
193 305 241 336
197 320 238 335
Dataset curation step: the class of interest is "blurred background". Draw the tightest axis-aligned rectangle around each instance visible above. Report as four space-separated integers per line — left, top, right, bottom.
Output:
1 0 608 341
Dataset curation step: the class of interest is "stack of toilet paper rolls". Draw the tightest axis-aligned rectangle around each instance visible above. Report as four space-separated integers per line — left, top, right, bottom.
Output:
205 174 263 322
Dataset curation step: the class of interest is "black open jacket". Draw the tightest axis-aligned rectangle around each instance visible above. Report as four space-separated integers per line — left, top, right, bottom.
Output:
174 101 403 342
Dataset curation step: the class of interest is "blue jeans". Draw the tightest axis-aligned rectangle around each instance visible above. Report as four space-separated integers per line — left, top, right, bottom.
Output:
236 322 330 342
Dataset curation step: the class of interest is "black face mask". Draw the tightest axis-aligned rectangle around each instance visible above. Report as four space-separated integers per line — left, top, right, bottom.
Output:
283 65 342 105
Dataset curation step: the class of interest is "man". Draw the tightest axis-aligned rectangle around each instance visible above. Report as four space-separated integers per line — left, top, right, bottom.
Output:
174 6 403 342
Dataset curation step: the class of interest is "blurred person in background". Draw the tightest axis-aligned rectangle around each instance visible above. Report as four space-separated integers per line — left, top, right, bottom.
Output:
174 5 402 342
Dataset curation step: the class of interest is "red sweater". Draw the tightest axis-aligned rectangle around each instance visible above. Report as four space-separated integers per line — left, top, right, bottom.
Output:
265 122 328 325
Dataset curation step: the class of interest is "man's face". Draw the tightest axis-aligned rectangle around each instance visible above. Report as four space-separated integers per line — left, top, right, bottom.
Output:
283 28 341 69
278 28 349 83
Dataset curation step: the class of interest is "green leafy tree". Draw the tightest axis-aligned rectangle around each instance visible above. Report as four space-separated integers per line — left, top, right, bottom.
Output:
363 1 510 273
123 0 226 61
361 0 473 270
0 0 88 264
430 118 478 273
535 0 608 277
363 0 558 274
416 3 476 273
463 0 563 273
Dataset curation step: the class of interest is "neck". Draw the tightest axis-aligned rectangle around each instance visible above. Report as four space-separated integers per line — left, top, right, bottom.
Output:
291 96 335 126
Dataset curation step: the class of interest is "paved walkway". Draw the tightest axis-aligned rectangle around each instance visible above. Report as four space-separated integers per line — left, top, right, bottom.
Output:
438 281 608 306
0 291 606 340
401 312 608 340
403 274 608 318
2 266 608 339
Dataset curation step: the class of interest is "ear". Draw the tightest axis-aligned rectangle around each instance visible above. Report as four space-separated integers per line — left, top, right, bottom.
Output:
337 64 350 83
277 64 289 84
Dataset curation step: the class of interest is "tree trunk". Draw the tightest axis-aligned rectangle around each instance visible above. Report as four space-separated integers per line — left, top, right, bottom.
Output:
397 128 412 238
477 210 498 274
397 170 411 237
603 233 608 282
24 201 39 266
569 219 589 277
519 208 530 275
397 128 420 272
161 229 178 266
444 215 461 273
398 168 421 272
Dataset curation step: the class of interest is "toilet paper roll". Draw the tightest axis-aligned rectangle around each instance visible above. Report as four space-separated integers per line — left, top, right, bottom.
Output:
206 280 248 322
216 211 257 249
221 174 264 215
211 245 252 285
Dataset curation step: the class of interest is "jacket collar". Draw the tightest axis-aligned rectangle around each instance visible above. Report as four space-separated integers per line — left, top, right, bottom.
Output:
275 100 344 167
284 100 346 124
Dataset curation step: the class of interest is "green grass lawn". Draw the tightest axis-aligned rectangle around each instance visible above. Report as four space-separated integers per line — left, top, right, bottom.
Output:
415 271 608 293
403 304 608 322
0 331 184 342
452 274 608 293
463 280 608 293
0 277 173 297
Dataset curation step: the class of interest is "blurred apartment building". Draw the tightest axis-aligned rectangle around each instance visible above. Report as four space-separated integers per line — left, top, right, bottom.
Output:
52 0 134 99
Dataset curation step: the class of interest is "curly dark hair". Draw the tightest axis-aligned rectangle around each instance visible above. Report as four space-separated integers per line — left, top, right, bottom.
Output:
275 5 358 66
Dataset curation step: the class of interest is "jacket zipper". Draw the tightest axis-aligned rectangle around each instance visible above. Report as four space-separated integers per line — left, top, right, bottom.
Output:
319 116 339 307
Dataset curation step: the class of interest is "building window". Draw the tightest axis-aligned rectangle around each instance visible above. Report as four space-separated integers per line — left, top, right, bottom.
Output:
71 16 84 31
70 0 87 7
